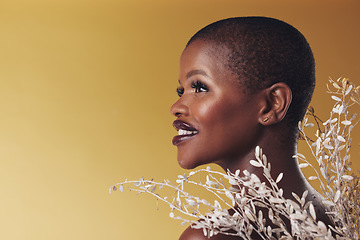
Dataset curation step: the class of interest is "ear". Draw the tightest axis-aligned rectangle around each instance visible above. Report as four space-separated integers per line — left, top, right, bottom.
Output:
258 82 292 125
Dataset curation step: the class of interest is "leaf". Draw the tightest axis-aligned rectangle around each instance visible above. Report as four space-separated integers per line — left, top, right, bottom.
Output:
322 200 335 207
268 208 274 222
332 82 341 89
181 221 188 226
203 228 207 237
214 200 221 209
185 198 198 206
292 192 301 203
290 213 306 221
243 170 250 176
330 118 338 123
262 154 267 166
309 203 316 221
332 106 340 113
225 190 234 201
299 163 309 168
255 146 260 157
275 173 283 183
134 177 144 186
264 168 271 178
249 160 262 167
269 197 285 204
341 120 351 125
337 135 346 142
334 190 341 203
323 138 333 150
301 190 308 201
244 206 255 222
345 84 353 95
317 221 327 233
341 175 353 181
258 210 263 225
331 95 341 102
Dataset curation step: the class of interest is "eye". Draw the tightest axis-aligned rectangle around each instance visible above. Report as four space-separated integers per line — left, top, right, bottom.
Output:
176 86 184 97
191 80 209 93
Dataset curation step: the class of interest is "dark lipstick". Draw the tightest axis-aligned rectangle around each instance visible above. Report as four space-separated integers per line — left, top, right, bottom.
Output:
172 120 199 145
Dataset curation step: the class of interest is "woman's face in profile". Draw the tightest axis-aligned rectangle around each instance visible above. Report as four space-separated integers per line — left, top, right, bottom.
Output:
170 40 263 170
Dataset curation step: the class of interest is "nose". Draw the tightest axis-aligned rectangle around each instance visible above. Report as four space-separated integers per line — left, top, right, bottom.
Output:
170 97 188 117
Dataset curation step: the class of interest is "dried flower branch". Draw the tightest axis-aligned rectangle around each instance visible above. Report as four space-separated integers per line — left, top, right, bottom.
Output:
298 77 360 239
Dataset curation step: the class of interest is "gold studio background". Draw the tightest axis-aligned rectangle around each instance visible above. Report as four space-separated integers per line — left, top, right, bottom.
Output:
1 0 359 239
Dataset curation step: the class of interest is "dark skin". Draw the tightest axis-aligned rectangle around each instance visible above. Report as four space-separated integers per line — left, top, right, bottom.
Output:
171 40 332 240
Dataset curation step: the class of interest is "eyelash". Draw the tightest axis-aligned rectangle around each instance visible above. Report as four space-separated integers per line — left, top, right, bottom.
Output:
191 80 209 93
176 80 209 97
176 87 184 97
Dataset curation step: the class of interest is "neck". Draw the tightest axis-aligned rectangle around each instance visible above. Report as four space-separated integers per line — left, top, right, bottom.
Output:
218 128 311 200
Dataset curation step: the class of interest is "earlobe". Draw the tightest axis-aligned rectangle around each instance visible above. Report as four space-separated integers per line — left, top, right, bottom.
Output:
259 82 292 125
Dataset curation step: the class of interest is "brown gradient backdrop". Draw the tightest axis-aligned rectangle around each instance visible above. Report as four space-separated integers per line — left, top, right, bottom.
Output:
0 0 359 239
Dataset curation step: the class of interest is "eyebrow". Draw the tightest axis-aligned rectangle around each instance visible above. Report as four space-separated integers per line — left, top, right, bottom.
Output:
178 70 209 85
186 69 209 79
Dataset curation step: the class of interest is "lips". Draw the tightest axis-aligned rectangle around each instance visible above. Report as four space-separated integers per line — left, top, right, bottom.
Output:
172 120 199 145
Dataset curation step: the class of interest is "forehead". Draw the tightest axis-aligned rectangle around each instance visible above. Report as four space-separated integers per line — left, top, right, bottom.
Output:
181 40 227 64
180 40 232 79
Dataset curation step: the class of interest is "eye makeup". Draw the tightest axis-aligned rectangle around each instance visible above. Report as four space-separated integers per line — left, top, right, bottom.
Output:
191 80 209 93
176 86 184 97
176 80 209 97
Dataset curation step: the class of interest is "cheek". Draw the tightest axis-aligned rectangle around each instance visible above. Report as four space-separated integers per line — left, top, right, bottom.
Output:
195 100 216 119
193 96 227 123
205 100 258 143
197 99 245 128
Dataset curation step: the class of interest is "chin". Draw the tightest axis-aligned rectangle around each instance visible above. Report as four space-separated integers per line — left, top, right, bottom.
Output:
178 159 196 169
177 155 215 170
177 157 202 170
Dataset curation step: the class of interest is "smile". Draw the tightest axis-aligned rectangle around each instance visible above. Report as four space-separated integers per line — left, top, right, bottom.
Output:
172 120 199 145
178 129 198 135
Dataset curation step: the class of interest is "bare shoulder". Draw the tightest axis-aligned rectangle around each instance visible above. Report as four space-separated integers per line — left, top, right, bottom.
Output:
179 227 207 240
179 226 241 240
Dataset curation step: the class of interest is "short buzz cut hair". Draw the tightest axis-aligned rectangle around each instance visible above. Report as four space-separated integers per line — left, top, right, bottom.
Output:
187 17 315 133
